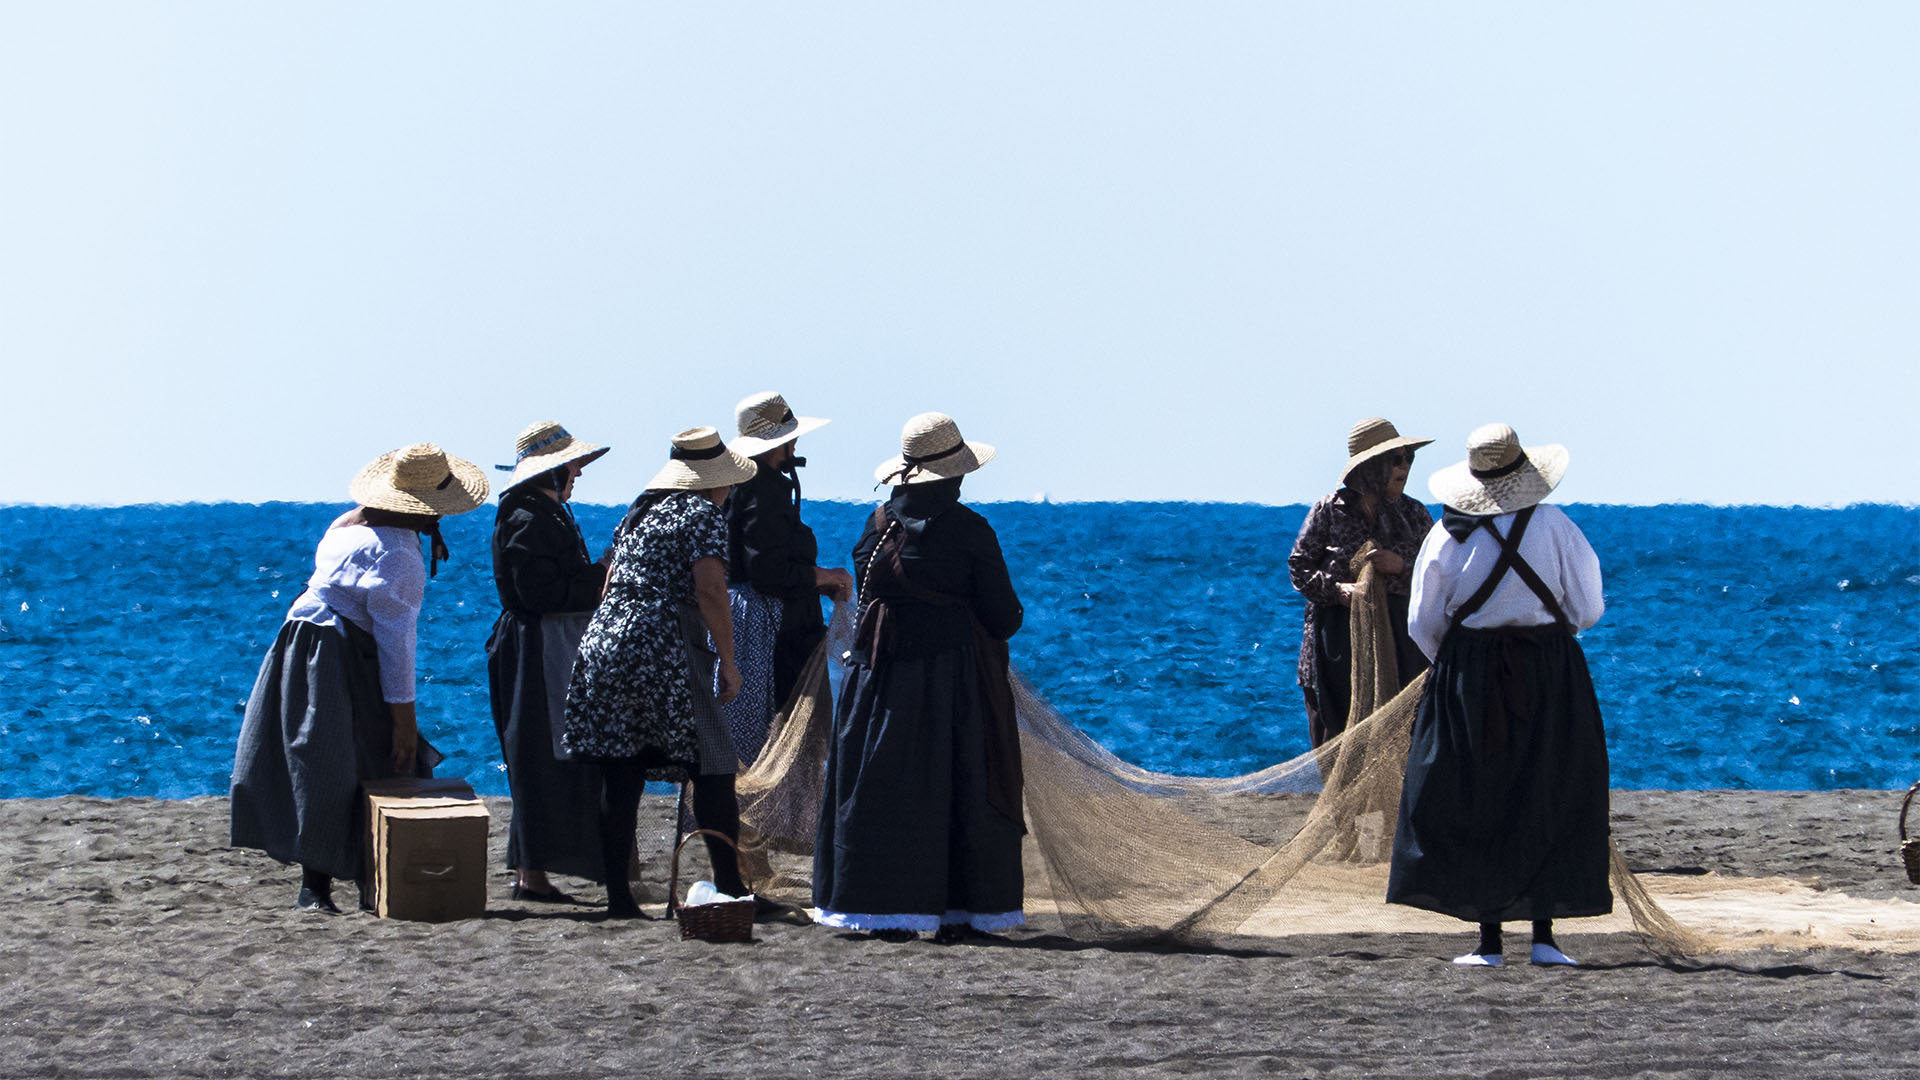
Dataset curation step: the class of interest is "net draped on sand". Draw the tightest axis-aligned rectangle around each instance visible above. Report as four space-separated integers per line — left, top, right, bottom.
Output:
733 552 1909 954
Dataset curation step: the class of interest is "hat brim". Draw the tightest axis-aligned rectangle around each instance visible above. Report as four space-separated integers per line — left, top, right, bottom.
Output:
645 448 760 491
1341 435 1435 484
873 441 996 486
732 415 830 457
502 440 610 492
1427 444 1569 515
350 451 491 516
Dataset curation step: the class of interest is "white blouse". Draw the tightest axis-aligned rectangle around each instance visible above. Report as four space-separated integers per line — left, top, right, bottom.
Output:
286 524 426 704
1407 503 1605 662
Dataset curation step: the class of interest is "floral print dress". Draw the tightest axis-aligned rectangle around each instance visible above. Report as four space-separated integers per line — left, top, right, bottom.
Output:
561 492 729 775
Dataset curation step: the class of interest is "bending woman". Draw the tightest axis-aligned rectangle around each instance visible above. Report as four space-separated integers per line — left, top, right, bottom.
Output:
562 427 758 919
1288 417 1434 747
814 412 1025 943
486 421 611 902
231 443 489 913
1386 423 1610 967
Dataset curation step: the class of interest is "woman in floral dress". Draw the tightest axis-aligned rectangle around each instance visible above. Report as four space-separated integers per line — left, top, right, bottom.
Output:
562 427 758 919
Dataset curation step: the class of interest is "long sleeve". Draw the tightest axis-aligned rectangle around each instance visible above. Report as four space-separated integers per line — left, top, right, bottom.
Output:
967 519 1023 641
362 541 427 704
1548 509 1605 631
1288 497 1348 607
1407 522 1454 662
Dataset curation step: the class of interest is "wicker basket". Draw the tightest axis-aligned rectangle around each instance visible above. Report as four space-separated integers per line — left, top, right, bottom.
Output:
670 829 756 943
1901 781 1920 887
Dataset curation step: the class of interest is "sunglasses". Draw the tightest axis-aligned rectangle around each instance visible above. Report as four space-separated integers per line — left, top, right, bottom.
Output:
1383 450 1415 467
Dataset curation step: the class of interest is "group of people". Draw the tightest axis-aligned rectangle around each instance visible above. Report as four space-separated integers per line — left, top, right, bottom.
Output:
230 400 1613 965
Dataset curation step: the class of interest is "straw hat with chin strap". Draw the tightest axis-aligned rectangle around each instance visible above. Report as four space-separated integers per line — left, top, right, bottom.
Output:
1427 422 1569 515
645 427 759 491
350 443 489 516
731 391 830 457
495 421 610 492
1341 417 1433 485
874 412 996 486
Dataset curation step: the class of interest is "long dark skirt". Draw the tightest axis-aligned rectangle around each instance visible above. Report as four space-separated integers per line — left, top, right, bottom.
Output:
1305 594 1428 747
230 618 438 882
487 610 605 882
813 646 1025 932
1386 623 1612 923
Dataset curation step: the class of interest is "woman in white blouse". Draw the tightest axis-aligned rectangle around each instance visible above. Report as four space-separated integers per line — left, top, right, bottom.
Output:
231 444 488 914
1386 423 1611 967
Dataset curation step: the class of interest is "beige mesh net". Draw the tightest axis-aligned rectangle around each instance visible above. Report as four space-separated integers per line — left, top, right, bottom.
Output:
735 562 1916 955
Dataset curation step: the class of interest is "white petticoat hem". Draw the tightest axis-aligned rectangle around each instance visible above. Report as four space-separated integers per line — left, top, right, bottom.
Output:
812 908 1026 933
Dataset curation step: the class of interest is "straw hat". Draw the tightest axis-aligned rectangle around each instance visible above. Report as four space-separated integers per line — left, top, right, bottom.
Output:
1341 417 1434 484
730 391 830 457
644 427 759 491
1427 423 1569 515
495 421 610 492
349 443 490 516
873 412 996 486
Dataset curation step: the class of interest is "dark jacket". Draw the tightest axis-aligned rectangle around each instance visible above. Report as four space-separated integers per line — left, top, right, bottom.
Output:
851 479 1023 660
491 486 605 616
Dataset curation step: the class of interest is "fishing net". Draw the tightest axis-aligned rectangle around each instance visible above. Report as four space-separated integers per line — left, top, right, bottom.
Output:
734 554 1887 954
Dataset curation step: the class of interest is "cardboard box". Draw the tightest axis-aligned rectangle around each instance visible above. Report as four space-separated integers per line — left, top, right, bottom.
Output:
362 777 490 922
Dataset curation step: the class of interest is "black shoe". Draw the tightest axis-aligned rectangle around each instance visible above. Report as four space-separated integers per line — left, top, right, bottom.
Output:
870 928 918 943
932 924 968 945
294 887 341 914
512 883 577 904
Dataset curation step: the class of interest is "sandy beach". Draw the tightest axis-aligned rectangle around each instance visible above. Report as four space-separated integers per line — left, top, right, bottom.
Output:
3 790 1917 1078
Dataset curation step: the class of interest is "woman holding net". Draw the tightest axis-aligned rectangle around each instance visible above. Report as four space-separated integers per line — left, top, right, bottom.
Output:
813 413 1025 943
1288 417 1435 748
1386 423 1610 966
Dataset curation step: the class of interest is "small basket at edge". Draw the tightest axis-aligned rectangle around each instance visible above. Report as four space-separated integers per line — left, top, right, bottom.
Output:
1901 782 1920 887
670 828 756 943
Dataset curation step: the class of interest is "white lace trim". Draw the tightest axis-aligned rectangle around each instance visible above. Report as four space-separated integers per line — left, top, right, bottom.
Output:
813 908 1026 933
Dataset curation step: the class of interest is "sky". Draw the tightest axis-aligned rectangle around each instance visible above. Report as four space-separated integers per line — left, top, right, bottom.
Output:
2 2 1914 507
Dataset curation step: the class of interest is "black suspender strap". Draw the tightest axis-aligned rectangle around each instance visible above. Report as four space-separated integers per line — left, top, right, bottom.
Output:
1448 506 1574 631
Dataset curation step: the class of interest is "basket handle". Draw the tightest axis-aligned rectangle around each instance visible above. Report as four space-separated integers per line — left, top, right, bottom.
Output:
1901 780 1920 843
668 828 743 915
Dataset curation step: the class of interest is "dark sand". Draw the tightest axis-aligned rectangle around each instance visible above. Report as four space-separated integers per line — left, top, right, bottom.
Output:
2 791 1916 1078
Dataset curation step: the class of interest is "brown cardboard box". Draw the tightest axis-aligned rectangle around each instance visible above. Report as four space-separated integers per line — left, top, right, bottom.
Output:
362 777 490 921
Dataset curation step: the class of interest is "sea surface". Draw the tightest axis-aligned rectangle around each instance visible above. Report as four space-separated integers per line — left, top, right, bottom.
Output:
1 502 1915 798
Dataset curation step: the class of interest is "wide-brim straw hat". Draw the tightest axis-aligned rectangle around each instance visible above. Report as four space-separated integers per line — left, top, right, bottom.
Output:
350 443 490 516
645 427 759 491
1341 417 1434 484
873 412 996 486
1427 422 1569 515
730 391 830 457
496 420 610 492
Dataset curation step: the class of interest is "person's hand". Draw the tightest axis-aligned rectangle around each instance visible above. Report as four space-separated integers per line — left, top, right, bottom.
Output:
717 658 742 705
390 715 418 773
1338 583 1357 608
1363 548 1407 575
816 566 855 602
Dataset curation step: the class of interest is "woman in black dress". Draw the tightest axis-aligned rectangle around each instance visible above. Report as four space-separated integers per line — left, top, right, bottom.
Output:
1386 423 1610 967
1287 417 1434 747
722 391 854 765
562 427 759 919
486 421 611 902
814 412 1025 943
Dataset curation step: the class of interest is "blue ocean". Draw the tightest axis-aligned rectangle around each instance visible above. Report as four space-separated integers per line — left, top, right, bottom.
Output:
1 502 1915 798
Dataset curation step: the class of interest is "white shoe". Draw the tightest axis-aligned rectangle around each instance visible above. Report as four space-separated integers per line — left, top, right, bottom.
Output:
1530 943 1578 966
1451 952 1503 966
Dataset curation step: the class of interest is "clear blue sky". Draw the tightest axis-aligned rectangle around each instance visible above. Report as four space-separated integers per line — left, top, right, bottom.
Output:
3 3 1914 507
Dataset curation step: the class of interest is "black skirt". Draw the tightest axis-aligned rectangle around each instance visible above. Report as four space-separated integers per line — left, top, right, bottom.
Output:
1306 594 1428 746
812 646 1025 930
230 618 439 881
1386 623 1612 923
487 610 605 882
